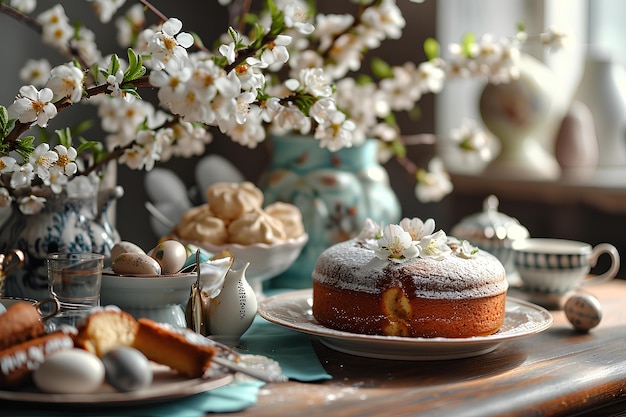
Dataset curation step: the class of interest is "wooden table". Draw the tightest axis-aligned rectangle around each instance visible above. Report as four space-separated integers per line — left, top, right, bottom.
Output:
214 280 626 417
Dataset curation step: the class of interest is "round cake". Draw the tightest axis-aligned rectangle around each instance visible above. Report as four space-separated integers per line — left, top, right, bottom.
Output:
312 219 508 338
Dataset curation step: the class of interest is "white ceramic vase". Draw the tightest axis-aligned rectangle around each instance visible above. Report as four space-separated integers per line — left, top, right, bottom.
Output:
479 54 561 180
572 50 626 167
208 260 257 346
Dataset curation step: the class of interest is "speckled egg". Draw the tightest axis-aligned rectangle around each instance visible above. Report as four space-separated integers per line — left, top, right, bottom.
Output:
112 252 162 275
102 347 153 392
33 349 105 394
564 293 602 332
149 240 188 274
111 241 146 262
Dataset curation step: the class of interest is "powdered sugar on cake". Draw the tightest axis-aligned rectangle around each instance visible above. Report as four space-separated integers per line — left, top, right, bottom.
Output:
313 217 508 300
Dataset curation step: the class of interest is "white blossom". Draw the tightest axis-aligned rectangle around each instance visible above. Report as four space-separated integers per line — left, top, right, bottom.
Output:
54 145 78 176
8 85 57 127
399 217 435 242
415 158 453 203
30 143 58 181
10 163 35 189
18 195 46 215
37 5 73 49
418 230 452 260
89 0 126 24
19 59 51 87
146 18 194 70
10 0 36 13
0 157 17 174
0 188 12 208
46 64 84 103
369 224 420 263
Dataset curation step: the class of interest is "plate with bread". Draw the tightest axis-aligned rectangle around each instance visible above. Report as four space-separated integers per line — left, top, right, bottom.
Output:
258 290 553 361
0 301 239 405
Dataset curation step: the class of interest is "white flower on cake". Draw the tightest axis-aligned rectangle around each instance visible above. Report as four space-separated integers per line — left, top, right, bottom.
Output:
357 218 383 242
369 224 419 263
457 239 479 259
446 237 479 259
399 217 435 241
360 217 472 263
417 230 452 260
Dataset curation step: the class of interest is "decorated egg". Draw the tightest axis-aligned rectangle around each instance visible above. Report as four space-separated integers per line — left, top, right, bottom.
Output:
112 253 162 275
149 240 188 274
111 241 146 261
33 349 105 394
564 293 602 332
102 347 153 392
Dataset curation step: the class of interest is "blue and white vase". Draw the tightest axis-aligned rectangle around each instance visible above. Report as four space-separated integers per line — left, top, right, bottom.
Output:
0 182 123 300
259 134 401 289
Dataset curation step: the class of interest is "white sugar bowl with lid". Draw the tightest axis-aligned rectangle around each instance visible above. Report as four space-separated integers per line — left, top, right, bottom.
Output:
451 195 529 285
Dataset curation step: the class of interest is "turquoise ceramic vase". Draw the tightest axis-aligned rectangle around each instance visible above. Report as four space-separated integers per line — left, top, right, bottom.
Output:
259 134 401 289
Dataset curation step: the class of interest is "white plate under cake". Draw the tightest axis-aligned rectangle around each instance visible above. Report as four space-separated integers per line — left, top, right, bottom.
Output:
258 290 553 361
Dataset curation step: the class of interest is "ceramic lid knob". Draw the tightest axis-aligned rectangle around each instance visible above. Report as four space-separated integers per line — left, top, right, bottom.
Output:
564 293 602 332
451 195 529 243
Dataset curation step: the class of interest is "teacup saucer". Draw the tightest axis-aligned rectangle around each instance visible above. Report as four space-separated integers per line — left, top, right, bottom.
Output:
507 286 574 310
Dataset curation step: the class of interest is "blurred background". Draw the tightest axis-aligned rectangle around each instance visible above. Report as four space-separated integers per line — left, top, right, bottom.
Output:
2 0 625 277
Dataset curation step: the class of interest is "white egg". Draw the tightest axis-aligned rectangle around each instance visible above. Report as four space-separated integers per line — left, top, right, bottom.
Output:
112 252 162 275
33 349 105 394
111 241 146 262
149 240 188 274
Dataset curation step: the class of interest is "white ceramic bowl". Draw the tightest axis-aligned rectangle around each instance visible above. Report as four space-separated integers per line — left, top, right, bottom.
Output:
188 234 308 298
100 271 197 327
101 271 196 307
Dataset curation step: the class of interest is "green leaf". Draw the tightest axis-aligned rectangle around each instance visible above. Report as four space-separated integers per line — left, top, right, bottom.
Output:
15 136 36 160
55 127 73 148
390 139 406 158
89 63 100 84
0 106 8 131
76 139 103 154
124 49 146 81
190 31 203 49
107 54 121 77
355 74 373 85
423 37 440 61
72 119 94 136
268 0 285 37
371 57 393 79
123 88 142 100
461 32 476 57
227 27 239 43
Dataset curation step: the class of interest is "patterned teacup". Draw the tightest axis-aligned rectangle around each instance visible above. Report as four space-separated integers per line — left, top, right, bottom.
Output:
512 238 620 298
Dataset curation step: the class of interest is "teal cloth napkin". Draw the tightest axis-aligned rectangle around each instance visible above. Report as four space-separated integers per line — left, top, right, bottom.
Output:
0 380 264 417
3 295 330 416
238 314 332 382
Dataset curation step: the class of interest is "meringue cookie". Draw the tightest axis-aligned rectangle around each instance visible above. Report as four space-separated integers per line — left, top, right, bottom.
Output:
228 211 286 245
264 202 304 239
205 182 263 221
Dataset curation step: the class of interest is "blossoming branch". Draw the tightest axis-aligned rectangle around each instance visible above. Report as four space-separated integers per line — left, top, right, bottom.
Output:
0 0 567 216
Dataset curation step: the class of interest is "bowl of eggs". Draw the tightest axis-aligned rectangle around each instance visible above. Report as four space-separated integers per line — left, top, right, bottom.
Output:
101 240 204 328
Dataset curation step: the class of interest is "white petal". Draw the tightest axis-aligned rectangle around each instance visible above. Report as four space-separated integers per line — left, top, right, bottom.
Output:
176 32 194 48
162 18 182 36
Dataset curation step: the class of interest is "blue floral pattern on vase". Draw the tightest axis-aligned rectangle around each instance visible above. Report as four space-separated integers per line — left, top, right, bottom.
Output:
0 186 122 300
259 134 401 289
